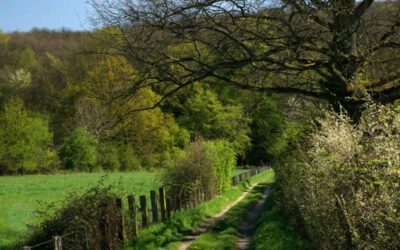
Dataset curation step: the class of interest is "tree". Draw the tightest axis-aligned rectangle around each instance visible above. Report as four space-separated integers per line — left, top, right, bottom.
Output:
91 0 400 120
0 99 57 174
76 55 190 167
179 84 251 155
59 127 98 171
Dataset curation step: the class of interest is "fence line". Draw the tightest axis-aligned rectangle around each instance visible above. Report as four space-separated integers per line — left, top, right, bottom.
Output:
23 166 271 249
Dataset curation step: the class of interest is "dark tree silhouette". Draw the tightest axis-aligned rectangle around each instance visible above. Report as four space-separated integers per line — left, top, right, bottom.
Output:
90 0 400 119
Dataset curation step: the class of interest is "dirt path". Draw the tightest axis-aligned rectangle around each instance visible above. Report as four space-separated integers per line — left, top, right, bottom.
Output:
177 183 259 250
236 186 270 250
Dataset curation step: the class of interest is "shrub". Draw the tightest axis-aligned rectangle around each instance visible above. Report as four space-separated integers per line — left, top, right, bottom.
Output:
59 127 98 171
117 143 141 170
163 139 218 207
276 103 400 249
0 98 58 174
26 184 122 250
98 143 121 171
163 139 237 208
205 140 236 193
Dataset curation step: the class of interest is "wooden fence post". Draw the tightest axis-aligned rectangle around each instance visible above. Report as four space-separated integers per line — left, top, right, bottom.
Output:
150 190 158 223
23 247 31 250
140 195 148 227
159 188 167 221
127 195 138 238
116 197 125 243
53 236 62 250
166 198 172 218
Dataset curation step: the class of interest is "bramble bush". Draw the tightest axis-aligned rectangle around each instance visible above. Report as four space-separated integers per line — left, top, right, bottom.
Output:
276 102 400 249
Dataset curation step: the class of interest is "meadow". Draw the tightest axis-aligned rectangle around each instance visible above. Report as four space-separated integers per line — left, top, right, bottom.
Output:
0 169 247 247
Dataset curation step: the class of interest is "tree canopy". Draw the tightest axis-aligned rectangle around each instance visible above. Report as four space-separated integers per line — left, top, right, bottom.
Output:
91 0 400 119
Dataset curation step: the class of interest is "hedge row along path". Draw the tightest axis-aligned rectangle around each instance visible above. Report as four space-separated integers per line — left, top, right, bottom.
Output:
177 183 270 250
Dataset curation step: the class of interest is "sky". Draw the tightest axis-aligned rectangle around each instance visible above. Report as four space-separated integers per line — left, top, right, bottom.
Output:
0 0 93 32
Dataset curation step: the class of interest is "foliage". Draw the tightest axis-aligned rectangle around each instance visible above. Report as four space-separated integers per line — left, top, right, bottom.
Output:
17 47 40 70
97 142 121 171
26 184 122 249
276 103 400 249
0 30 9 46
205 140 236 193
59 127 98 171
179 85 251 156
91 0 400 119
164 138 238 207
78 56 190 168
0 98 57 174
250 186 312 250
268 122 307 162
245 97 286 165
0 172 160 248
117 143 142 171
163 139 218 206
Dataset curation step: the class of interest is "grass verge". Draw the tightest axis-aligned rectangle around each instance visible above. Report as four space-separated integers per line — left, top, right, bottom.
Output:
249 185 313 250
121 170 275 250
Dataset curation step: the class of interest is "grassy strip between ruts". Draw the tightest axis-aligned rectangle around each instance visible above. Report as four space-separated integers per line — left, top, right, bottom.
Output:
249 185 313 250
121 170 275 250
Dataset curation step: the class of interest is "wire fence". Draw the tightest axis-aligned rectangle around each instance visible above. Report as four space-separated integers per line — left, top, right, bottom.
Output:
23 227 89 250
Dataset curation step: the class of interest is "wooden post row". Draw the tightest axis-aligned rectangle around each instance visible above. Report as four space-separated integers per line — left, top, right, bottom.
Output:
115 198 125 243
140 195 148 227
150 190 158 223
127 195 138 238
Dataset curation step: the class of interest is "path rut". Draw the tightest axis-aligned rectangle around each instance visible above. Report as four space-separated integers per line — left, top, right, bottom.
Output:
177 183 258 250
236 186 270 250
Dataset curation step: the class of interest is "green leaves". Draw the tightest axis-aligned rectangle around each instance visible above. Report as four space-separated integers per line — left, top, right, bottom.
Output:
179 84 251 156
59 127 98 171
0 98 57 174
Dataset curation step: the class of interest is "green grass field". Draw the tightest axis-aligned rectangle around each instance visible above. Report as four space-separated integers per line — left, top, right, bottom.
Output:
0 172 162 247
0 169 246 247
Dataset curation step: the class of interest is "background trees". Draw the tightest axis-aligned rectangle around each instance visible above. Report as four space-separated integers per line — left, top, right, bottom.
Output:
0 99 57 174
0 28 284 174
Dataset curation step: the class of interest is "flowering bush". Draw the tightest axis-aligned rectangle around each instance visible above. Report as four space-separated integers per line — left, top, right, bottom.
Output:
276 103 400 249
